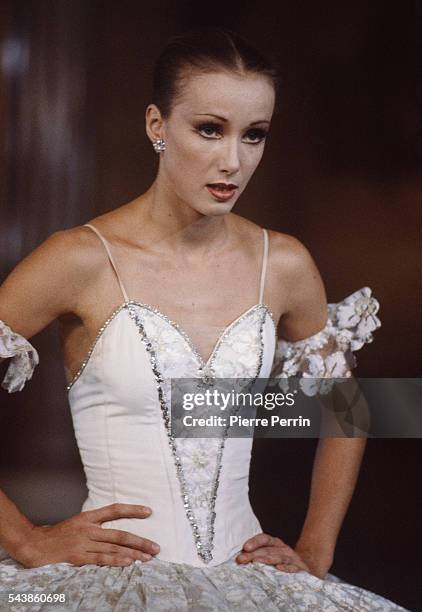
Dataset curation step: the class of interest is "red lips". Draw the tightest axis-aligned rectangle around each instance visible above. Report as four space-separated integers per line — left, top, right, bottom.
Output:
206 184 238 201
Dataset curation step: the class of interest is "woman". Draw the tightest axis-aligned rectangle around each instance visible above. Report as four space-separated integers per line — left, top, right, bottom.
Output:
0 27 406 611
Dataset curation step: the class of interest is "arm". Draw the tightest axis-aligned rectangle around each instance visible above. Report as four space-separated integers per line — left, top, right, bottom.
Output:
0 229 87 551
0 229 89 339
0 488 35 555
279 239 367 575
238 236 368 577
294 437 366 577
0 229 160 567
0 229 97 392
237 438 366 578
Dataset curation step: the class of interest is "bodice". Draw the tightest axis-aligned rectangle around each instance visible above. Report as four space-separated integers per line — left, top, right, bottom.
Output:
67 300 277 567
0 218 382 569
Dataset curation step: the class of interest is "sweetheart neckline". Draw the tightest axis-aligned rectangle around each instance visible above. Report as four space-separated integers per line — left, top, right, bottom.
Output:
67 300 276 392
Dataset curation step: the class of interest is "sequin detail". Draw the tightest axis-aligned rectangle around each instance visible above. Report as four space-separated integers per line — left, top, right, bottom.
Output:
127 302 267 563
66 301 276 391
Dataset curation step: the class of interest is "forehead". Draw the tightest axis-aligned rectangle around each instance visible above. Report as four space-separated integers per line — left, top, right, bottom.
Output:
172 70 275 121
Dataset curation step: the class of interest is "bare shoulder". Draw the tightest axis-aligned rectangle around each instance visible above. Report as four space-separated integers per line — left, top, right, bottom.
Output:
267 229 317 280
0 225 101 296
229 216 322 295
79 203 146 246
28 224 109 281
266 229 329 339
0 225 108 338
229 215 313 271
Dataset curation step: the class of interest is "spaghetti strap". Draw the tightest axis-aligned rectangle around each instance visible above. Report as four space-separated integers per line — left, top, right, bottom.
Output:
83 224 130 303
258 228 269 303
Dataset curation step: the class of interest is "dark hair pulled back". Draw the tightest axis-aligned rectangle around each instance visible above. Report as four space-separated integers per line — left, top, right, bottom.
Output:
152 26 279 118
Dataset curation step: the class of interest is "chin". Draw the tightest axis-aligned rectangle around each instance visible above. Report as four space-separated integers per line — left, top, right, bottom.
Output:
199 203 235 217
199 195 240 217
180 192 240 217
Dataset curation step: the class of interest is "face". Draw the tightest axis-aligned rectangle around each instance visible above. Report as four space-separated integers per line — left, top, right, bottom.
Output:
147 70 275 216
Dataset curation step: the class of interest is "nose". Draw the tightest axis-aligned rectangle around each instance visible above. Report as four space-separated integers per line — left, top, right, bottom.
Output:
218 137 240 175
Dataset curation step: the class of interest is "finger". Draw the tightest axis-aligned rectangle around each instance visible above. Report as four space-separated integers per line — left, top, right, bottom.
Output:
68 552 136 567
244 534 289 552
237 547 272 563
269 536 289 548
286 555 310 571
83 503 152 524
294 560 310 571
248 546 306 568
242 533 273 552
275 563 301 573
238 547 291 564
84 541 153 562
252 557 271 565
89 527 160 555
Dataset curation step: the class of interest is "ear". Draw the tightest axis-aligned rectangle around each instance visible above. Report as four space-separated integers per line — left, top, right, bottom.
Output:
145 104 165 143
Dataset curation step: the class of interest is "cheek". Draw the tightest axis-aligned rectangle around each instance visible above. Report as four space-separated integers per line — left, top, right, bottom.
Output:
242 147 265 178
171 130 209 160
166 134 212 178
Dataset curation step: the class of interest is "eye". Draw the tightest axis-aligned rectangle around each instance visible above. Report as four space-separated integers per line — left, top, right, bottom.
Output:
196 122 222 139
242 128 268 145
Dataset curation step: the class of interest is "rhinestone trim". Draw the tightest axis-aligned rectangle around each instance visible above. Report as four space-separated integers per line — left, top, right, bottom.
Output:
127 302 267 563
128 301 272 384
66 303 128 391
66 301 276 391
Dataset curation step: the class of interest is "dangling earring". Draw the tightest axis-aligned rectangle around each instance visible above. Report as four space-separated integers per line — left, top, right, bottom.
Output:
152 138 166 153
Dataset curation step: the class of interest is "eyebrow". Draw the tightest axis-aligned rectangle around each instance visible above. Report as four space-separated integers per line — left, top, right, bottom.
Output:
194 113 270 125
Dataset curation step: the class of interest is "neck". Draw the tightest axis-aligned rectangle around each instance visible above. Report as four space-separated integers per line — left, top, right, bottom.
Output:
133 179 234 256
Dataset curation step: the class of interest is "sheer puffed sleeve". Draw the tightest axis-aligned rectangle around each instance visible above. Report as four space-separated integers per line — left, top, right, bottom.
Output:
0 320 39 393
270 287 381 396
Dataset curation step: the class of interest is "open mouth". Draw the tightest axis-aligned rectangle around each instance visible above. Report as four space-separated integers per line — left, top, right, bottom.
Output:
206 183 238 201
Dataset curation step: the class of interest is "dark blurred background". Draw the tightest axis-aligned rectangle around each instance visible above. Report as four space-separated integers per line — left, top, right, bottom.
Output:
0 1 421 609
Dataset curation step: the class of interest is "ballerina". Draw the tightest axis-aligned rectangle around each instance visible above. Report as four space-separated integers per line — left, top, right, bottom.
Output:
0 26 407 611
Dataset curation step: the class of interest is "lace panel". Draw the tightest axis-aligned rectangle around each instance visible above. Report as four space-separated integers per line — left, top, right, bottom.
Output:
270 287 381 396
0 320 39 393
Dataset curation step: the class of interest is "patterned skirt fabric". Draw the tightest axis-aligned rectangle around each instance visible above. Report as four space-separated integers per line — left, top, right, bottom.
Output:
0 552 408 612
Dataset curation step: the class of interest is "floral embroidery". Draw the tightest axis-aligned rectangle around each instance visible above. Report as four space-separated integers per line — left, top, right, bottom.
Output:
271 287 381 396
0 320 39 393
0 553 407 611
